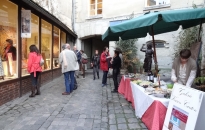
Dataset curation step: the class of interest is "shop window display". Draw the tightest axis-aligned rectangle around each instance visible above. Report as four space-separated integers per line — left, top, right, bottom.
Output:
41 19 52 71
61 31 66 44
0 0 18 82
22 13 39 76
53 26 60 68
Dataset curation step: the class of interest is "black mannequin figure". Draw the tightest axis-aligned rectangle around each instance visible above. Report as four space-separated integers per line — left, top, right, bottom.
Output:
140 44 154 72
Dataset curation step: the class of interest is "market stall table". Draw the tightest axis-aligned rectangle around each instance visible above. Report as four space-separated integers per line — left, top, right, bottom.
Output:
118 76 135 108
130 82 169 130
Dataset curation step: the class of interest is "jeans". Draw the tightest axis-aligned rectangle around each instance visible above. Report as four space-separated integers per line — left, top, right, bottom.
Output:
93 65 99 78
102 71 108 84
30 72 40 86
113 68 120 91
63 71 75 93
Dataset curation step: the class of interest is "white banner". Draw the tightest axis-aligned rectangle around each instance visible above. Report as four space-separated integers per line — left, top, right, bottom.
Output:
21 10 31 38
163 83 204 130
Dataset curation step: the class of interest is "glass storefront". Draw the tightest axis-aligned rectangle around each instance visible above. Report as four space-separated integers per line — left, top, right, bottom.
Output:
22 13 39 76
41 19 52 71
0 0 75 83
53 26 60 68
0 0 18 81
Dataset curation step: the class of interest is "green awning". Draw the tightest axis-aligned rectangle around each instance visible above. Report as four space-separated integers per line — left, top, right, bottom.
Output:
102 8 205 41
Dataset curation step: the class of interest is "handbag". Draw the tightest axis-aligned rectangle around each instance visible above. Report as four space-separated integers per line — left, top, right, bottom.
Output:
82 59 88 64
40 57 44 66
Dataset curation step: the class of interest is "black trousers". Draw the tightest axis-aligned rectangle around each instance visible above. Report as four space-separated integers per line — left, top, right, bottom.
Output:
113 68 120 91
30 72 40 86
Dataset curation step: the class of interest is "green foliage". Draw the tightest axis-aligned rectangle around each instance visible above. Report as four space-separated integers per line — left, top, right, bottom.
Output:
115 38 138 71
173 26 200 58
173 4 202 58
195 77 205 84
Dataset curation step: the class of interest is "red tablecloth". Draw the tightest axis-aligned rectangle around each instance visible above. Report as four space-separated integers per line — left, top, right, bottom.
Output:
118 77 167 130
118 77 135 108
142 101 167 130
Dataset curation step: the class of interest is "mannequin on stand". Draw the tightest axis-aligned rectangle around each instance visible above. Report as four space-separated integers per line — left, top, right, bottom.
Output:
140 43 154 72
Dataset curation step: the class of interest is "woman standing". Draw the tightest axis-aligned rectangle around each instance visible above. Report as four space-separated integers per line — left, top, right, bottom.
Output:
80 50 88 79
91 50 100 80
27 45 42 97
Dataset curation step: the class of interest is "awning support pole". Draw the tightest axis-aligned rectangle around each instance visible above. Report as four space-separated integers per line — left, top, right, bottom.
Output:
198 19 203 42
151 25 158 74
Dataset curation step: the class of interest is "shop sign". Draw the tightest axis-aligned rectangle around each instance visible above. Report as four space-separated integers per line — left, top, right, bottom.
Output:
163 83 205 130
21 10 31 38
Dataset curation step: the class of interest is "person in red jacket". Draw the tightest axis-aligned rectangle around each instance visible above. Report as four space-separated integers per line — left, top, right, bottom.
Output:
27 45 42 97
100 46 111 87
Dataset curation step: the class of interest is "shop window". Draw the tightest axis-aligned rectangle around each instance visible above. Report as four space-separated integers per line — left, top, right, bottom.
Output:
61 31 66 45
0 0 18 82
41 19 52 71
22 13 39 76
53 26 60 69
90 0 102 16
146 0 170 6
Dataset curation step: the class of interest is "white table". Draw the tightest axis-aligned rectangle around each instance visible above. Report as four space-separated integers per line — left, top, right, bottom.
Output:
130 82 170 118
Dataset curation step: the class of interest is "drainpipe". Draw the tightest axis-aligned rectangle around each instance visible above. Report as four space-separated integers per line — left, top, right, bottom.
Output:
72 0 75 33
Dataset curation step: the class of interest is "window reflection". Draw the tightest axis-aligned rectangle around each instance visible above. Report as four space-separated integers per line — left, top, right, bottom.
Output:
22 13 39 76
41 19 52 71
53 26 60 68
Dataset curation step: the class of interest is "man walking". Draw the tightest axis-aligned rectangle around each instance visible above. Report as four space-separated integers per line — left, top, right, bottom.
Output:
91 50 100 80
59 44 78 95
100 46 111 87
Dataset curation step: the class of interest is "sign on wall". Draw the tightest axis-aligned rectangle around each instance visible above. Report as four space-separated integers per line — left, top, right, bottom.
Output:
163 83 205 130
21 10 31 38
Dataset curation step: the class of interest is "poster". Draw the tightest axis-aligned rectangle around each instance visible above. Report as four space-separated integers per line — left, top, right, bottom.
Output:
21 10 31 38
163 83 204 130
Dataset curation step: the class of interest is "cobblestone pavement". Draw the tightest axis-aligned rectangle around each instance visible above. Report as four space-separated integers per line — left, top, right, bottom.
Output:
0 70 148 130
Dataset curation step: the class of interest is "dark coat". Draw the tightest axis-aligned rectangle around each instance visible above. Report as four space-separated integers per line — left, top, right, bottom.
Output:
92 54 100 67
111 56 121 69
4 46 16 61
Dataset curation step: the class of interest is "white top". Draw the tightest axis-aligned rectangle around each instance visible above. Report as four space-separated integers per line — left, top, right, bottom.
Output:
59 49 78 73
178 64 187 85
171 64 196 87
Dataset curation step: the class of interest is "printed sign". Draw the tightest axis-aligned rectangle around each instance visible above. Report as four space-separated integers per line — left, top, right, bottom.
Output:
21 10 31 38
163 83 204 130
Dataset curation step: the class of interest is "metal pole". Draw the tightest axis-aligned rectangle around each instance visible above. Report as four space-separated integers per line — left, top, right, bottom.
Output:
151 25 158 73
198 19 202 42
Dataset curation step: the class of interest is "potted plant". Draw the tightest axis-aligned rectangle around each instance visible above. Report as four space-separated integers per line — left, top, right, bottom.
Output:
194 76 205 92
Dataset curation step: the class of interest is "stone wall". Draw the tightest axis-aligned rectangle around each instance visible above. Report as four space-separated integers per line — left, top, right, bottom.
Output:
31 0 73 30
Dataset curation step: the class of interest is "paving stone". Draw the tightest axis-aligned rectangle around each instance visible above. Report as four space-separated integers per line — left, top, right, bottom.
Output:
79 114 86 118
109 124 118 130
128 123 142 129
115 113 125 118
140 123 148 128
117 118 127 124
117 123 128 130
109 119 116 125
127 117 140 123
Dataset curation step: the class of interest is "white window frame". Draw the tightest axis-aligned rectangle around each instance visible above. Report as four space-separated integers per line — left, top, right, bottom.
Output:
144 0 171 11
89 0 102 16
